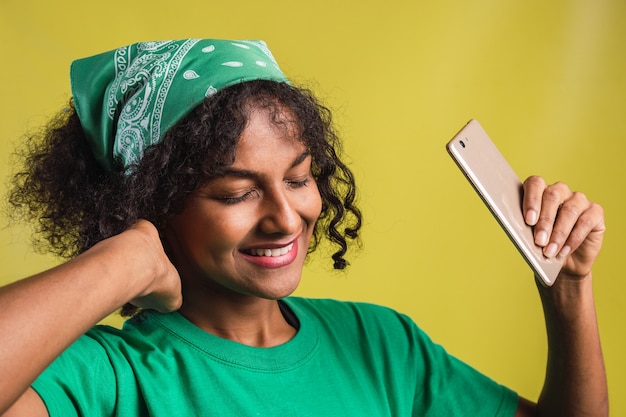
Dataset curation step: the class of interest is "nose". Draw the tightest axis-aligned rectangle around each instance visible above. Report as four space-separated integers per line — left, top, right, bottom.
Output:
258 186 301 236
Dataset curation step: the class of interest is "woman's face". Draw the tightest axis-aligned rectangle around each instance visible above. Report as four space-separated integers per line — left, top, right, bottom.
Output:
165 104 322 302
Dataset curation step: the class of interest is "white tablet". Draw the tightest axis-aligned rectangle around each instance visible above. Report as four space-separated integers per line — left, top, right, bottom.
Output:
446 119 562 286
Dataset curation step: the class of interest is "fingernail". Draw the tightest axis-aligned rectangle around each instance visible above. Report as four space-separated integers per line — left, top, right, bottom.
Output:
559 245 571 258
544 243 558 258
526 209 538 225
536 231 548 246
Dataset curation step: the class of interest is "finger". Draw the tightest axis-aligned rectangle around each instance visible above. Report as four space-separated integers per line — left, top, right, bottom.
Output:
558 202 605 259
542 191 589 258
522 176 547 226
533 181 573 250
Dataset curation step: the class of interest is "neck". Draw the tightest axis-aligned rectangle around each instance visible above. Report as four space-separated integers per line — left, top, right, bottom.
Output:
178 288 296 348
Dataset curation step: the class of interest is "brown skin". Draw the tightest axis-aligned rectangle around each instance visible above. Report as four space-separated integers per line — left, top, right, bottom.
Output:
1 220 180 416
514 177 607 417
165 106 322 346
0 135 607 416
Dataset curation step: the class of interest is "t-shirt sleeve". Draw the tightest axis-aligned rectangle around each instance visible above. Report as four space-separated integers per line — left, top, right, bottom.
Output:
31 332 117 417
404 313 519 417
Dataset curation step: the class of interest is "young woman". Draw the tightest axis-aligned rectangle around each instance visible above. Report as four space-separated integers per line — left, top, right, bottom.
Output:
0 39 607 417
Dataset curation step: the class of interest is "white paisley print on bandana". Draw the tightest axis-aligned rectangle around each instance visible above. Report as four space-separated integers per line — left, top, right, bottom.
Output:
108 39 200 168
70 38 289 170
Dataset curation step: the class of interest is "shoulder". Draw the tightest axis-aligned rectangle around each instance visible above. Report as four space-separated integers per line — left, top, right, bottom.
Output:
285 297 424 343
51 311 175 359
286 296 412 320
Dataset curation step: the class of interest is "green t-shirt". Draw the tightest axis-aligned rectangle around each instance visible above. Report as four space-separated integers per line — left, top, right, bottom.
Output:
32 297 518 416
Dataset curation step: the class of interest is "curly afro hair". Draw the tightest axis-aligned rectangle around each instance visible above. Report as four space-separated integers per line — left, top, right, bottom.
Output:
9 80 362 288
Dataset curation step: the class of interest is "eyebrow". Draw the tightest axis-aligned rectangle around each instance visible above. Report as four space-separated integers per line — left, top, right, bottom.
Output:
219 151 311 179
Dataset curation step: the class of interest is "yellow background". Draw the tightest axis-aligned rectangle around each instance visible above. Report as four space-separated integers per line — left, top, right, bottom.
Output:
1 0 624 413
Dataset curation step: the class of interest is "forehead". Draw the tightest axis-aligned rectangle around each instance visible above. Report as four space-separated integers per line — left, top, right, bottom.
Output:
244 98 301 132
231 105 307 166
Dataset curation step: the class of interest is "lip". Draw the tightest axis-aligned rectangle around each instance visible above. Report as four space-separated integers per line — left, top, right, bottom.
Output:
240 237 300 269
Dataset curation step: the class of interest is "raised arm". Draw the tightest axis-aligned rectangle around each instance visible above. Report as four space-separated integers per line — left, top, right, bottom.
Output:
515 176 608 417
0 220 181 416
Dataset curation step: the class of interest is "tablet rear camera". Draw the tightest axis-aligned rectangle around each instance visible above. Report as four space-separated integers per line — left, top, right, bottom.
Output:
459 140 466 148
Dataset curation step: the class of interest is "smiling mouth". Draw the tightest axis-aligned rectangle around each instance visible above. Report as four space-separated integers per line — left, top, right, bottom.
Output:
246 243 294 257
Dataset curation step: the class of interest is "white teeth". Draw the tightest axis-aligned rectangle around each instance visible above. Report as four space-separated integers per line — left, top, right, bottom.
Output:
249 243 294 257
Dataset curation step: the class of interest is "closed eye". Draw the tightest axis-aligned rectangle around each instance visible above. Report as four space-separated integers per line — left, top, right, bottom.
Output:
219 189 260 205
286 178 311 188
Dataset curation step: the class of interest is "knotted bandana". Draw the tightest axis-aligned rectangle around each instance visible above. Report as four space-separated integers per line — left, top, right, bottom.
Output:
70 39 289 170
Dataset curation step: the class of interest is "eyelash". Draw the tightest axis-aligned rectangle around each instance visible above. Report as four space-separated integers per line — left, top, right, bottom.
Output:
221 190 258 205
219 178 310 205
287 178 310 188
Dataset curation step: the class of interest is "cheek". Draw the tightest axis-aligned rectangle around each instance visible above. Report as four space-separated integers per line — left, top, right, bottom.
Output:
207 213 256 249
304 183 323 223
173 207 252 255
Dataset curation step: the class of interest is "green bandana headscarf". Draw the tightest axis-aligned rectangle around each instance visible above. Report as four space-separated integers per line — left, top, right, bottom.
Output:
70 39 289 171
